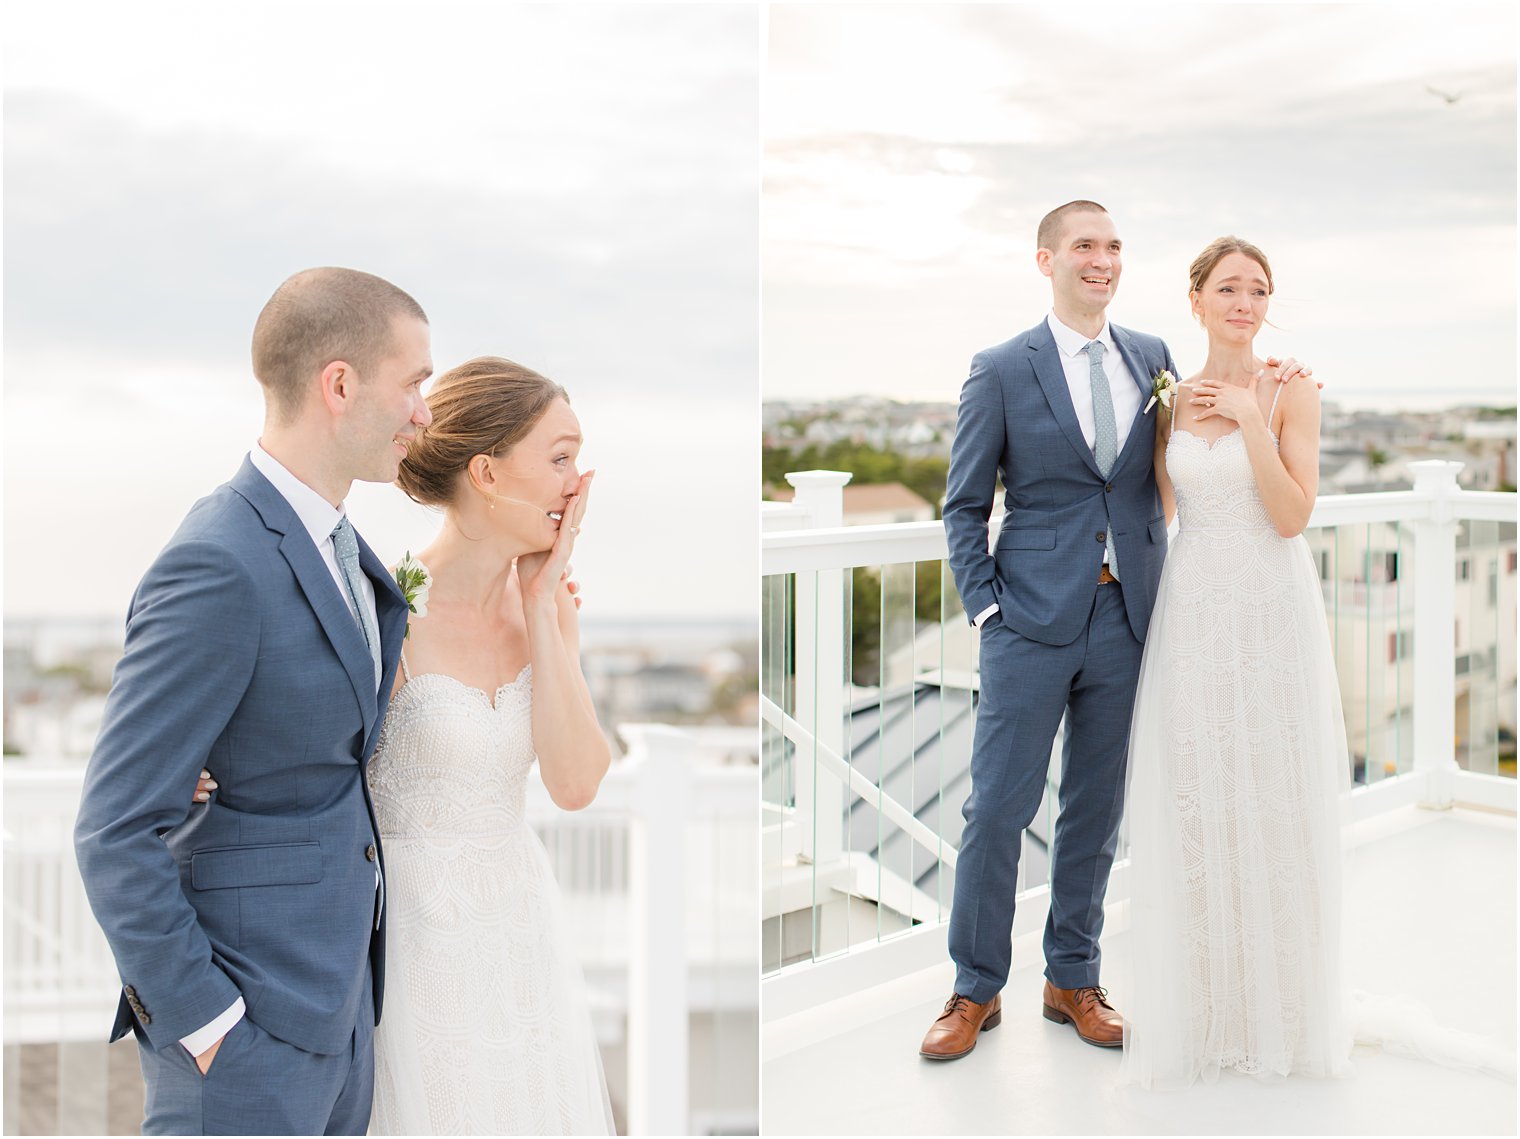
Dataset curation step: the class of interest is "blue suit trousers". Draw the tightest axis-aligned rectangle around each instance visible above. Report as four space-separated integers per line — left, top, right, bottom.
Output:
948 583 1142 1003
134 965 375 1136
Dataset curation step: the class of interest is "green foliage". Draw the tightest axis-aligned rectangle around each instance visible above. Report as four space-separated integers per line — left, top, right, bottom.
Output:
847 561 961 685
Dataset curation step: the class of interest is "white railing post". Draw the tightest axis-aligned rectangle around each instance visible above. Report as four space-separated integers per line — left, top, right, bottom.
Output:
1409 460 1465 807
618 724 692 1136
784 471 851 866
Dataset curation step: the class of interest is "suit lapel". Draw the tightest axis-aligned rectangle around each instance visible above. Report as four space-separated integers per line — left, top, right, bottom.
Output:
279 530 380 741
1027 323 1103 479
231 459 379 742
1111 325 1157 473
357 534 408 756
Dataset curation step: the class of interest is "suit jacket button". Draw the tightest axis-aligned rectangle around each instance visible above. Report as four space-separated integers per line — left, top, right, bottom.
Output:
365 844 377 862
1096 531 1107 543
139 1014 151 1026
124 985 137 998
1104 483 1114 493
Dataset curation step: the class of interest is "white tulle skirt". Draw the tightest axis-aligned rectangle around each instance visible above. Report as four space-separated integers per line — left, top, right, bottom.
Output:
370 824 615 1134
1119 526 1353 1088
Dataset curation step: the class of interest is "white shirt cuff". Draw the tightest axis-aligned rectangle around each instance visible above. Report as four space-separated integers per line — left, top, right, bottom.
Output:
972 603 999 628
180 997 244 1057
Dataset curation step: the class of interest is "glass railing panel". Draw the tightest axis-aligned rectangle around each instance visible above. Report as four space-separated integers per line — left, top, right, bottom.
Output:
1306 520 1417 786
936 560 971 923
809 561 849 965
759 570 790 975
762 553 972 971
871 559 918 946
1389 521 1412 778
1457 519 1516 777
1358 518 1410 785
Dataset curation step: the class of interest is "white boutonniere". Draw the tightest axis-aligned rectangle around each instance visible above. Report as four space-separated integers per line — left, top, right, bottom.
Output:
1145 369 1178 414
393 553 431 638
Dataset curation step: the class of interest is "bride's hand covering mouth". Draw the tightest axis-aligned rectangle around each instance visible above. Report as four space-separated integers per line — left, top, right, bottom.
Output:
517 470 594 611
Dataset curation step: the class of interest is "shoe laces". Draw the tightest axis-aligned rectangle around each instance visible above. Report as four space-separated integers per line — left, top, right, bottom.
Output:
941 993 973 1018
1074 985 1112 1010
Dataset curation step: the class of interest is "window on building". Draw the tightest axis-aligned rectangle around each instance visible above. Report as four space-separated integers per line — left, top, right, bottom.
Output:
1383 552 1400 583
1388 630 1413 663
1457 558 1472 582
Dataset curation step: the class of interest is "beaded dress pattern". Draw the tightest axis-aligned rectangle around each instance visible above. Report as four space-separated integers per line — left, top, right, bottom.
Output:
368 660 613 1134
1121 393 1352 1088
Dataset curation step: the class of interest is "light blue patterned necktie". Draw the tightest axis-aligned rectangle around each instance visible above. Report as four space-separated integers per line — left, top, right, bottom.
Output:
1084 340 1120 580
331 516 382 686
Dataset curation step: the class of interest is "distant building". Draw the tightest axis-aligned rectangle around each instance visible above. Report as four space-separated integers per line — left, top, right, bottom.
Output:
767 481 934 526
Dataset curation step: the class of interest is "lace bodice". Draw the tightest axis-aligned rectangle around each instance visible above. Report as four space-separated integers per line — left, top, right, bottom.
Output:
1167 428 1278 534
368 664 535 841
1167 379 1284 535
366 658 614 1134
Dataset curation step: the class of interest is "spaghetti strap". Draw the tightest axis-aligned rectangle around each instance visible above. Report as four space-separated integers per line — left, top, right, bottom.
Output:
399 651 412 682
1268 374 1286 435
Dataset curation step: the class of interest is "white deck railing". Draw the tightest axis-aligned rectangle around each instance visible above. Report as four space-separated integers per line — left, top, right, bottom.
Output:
2 722 757 1137
761 462 1517 1016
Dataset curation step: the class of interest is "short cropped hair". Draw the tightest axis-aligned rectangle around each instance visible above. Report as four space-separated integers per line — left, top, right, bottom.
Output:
251 267 427 415
1036 200 1109 253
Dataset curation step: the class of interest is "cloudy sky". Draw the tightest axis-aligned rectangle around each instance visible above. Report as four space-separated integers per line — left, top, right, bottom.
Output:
765 3 1517 409
5 2 758 622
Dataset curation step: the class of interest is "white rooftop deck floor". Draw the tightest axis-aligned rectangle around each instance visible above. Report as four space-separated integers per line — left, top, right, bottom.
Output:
762 805 1516 1135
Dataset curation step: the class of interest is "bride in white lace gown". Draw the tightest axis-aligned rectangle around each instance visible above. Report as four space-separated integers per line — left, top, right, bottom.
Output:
1120 239 1352 1088
369 357 615 1133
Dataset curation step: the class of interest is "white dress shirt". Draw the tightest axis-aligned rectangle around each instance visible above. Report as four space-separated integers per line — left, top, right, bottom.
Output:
972 313 1143 629
248 443 380 664
1045 311 1141 459
181 444 382 1059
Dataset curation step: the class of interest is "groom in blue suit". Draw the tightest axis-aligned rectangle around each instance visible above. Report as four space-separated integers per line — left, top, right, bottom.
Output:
74 268 433 1133
922 202 1305 1060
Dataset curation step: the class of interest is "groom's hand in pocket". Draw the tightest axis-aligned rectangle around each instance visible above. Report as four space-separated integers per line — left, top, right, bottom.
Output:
194 1032 226 1075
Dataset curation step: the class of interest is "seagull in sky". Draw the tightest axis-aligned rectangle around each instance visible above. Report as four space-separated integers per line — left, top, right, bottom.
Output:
1426 85 1463 105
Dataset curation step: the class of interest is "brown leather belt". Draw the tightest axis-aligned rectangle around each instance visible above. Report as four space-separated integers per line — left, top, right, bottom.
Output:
1098 565 1118 585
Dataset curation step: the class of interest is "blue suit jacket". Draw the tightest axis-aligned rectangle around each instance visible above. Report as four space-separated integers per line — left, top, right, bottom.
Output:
944 319 1178 646
74 458 408 1056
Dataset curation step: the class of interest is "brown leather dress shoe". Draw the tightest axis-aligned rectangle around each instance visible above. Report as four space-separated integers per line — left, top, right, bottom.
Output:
919 992 1002 1060
1041 981 1123 1048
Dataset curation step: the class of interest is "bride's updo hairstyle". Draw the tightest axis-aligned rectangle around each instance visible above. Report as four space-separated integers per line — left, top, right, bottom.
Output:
1187 236 1275 298
396 356 567 508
